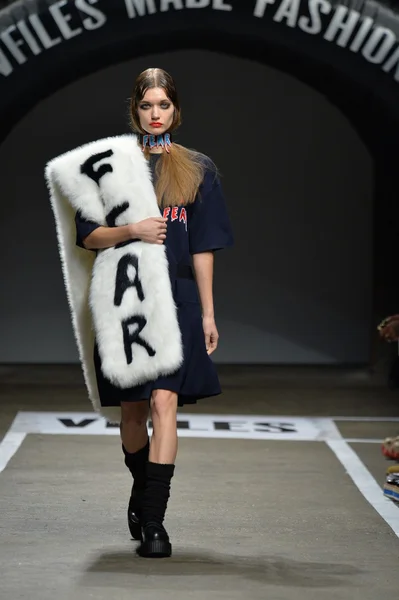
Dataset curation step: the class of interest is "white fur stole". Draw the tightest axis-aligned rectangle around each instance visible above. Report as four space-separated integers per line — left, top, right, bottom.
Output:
45 134 183 422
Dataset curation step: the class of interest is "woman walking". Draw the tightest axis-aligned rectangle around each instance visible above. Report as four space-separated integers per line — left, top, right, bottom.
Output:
46 67 234 558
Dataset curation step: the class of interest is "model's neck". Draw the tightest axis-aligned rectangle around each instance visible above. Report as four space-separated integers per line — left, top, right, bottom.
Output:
140 132 173 154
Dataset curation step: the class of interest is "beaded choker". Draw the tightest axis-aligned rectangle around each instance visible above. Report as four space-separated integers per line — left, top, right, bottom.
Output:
139 132 173 153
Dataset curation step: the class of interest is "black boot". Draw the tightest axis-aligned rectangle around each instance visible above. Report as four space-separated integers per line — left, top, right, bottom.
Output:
122 440 149 540
137 462 175 558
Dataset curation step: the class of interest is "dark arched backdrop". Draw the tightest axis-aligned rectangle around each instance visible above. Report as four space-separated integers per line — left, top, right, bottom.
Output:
1 0 399 359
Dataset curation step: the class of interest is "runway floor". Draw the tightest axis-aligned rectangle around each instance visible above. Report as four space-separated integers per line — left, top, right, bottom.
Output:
1 365 399 600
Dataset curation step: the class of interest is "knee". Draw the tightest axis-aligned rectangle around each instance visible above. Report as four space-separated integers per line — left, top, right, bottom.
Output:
121 401 149 428
150 390 177 420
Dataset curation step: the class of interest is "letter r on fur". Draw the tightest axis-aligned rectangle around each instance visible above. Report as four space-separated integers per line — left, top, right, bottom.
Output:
122 316 156 364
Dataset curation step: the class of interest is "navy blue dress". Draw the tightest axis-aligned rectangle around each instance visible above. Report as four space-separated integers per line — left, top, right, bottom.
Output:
75 153 234 407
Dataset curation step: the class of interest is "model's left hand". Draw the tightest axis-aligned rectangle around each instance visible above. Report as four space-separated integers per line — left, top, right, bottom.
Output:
203 316 219 355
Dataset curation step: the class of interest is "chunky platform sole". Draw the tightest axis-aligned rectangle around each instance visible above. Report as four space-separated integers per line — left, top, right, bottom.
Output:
137 539 172 558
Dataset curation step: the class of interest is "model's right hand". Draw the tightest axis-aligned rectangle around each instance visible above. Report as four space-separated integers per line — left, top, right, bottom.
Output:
133 217 167 244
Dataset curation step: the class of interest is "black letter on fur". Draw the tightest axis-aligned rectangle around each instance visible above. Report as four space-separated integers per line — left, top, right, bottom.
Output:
106 202 137 249
80 149 114 185
106 201 129 227
114 254 144 306
121 316 156 364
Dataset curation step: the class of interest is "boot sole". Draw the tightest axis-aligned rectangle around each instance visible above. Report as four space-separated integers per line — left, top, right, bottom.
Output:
137 539 172 558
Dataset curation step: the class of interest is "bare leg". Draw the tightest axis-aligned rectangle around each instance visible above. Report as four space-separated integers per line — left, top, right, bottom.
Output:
149 389 178 464
120 400 150 453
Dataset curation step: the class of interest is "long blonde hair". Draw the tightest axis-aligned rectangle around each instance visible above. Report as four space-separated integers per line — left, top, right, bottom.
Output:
129 68 205 208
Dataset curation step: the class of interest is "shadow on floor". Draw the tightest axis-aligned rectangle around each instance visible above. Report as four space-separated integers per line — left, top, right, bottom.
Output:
81 549 363 588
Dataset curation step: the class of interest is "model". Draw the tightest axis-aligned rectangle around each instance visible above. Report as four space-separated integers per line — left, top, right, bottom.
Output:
45 67 234 558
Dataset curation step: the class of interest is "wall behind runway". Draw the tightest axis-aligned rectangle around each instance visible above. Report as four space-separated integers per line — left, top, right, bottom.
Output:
0 50 373 364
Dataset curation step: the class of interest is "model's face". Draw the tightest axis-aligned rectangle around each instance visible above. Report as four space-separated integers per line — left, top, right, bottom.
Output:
137 87 174 135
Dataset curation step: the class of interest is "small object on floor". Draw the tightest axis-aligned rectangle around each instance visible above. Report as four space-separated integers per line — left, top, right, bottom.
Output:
136 522 172 558
386 464 399 475
381 436 399 460
383 473 399 502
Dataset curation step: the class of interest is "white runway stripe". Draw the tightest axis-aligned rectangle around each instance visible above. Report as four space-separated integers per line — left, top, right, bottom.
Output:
0 431 26 474
330 416 399 422
344 438 384 444
327 439 399 537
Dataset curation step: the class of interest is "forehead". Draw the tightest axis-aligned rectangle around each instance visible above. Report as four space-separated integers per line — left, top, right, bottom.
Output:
141 87 169 103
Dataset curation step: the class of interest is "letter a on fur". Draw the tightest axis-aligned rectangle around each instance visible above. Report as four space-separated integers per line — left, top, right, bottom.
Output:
44 135 183 422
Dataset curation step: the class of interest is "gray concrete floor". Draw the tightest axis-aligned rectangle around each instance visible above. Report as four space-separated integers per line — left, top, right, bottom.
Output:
0 365 399 599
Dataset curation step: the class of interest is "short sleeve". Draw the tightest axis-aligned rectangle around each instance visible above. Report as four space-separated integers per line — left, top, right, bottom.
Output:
75 210 101 249
188 171 234 255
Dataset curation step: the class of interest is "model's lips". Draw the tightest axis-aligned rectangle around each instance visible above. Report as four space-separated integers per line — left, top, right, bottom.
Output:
150 123 162 128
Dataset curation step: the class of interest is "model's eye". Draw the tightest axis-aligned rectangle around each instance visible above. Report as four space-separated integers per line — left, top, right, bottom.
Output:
139 103 150 110
161 103 171 109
